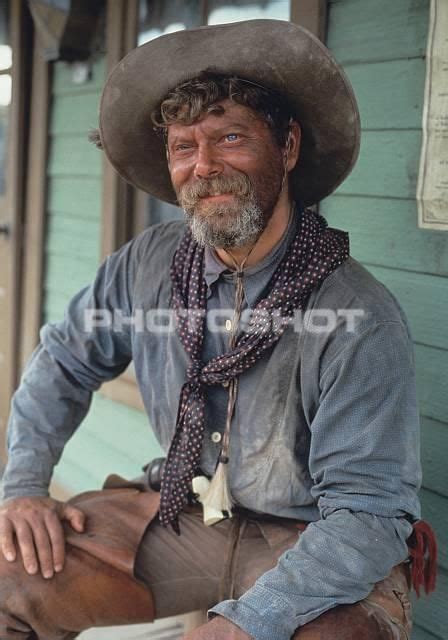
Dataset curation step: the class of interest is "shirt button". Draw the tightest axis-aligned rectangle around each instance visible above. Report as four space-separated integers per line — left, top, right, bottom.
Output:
225 319 233 332
211 431 222 444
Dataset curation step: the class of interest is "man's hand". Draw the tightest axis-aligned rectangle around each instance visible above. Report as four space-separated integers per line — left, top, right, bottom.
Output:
0 496 85 579
183 616 253 640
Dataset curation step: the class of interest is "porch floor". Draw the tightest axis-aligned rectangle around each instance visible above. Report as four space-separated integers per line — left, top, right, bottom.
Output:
78 611 205 639
78 621 183 640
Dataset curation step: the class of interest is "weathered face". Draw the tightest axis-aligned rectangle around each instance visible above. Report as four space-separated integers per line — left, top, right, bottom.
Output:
166 99 286 248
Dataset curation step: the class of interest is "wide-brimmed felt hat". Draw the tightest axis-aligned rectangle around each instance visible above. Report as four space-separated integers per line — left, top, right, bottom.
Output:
99 19 360 207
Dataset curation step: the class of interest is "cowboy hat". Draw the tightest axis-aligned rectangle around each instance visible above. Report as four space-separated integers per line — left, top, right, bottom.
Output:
99 19 360 207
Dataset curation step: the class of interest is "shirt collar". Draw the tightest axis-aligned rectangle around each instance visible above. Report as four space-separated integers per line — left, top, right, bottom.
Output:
203 204 301 306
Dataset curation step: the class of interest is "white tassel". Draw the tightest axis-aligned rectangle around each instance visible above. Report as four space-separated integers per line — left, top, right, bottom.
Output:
204 460 233 514
192 463 233 526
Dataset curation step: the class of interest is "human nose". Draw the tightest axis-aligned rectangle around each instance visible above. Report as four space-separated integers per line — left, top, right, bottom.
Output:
193 143 223 179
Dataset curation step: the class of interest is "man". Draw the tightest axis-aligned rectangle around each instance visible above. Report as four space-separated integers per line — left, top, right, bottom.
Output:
0 19 433 640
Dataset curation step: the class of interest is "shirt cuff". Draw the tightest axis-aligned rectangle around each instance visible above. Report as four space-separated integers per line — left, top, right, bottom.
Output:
209 585 298 640
1 483 50 501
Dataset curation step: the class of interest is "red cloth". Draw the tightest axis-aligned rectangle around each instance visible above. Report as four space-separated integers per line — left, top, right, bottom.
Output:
408 520 438 596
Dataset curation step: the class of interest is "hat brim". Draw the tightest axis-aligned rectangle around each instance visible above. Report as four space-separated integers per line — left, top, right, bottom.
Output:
99 19 360 207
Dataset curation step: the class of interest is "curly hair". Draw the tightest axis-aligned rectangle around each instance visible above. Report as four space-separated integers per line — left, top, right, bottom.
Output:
151 70 294 147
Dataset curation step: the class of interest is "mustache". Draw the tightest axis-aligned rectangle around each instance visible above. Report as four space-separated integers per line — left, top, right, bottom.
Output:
178 174 253 209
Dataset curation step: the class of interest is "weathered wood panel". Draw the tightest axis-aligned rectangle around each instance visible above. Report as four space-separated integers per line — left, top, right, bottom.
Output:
50 91 102 136
412 568 448 640
327 0 430 64
47 135 102 178
44 260 97 299
321 197 448 277
46 211 101 236
47 177 102 219
344 58 426 130
55 438 126 495
81 394 161 459
20 38 51 369
366 266 448 351
326 3 444 639
45 57 167 506
419 488 448 571
52 395 163 495
43 292 67 324
45 253 98 292
52 456 100 495
52 57 106 96
44 60 103 328
412 624 442 640
415 345 448 426
421 417 448 498
335 130 422 199
46 214 100 262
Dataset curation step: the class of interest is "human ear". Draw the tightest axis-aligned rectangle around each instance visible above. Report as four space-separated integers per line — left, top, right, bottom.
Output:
284 120 301 172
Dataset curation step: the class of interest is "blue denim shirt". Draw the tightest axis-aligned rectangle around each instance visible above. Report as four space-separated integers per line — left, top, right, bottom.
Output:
1 214 421 640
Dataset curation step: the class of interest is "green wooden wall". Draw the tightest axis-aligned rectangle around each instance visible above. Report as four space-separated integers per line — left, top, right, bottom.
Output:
43 57 162 494
323 1 447 639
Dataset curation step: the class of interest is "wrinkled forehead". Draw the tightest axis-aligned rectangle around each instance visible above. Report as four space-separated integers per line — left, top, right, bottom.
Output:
166 98 273 138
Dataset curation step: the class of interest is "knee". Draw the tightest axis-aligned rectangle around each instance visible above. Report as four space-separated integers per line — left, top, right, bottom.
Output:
0 557 35 638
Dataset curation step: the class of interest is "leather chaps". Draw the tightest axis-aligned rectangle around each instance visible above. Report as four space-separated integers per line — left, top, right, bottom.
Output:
0 479 414 640
0 487 159 640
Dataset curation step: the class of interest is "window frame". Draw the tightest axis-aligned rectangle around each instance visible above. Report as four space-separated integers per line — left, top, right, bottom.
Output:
0 0 33 453
19 33 51 370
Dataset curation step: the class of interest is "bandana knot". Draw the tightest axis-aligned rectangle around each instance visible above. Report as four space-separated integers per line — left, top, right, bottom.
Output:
186 361 203 391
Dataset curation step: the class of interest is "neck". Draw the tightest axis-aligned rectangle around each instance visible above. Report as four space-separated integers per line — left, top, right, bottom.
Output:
214 190 294 270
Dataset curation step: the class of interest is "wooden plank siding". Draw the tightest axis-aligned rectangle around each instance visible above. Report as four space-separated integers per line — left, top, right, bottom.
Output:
323 197 448 277
420 417 448 498
44 58 104 312
327 0 429 64
410 629 442 640
43 56 161 494
323 2 446 639
52 394 163 493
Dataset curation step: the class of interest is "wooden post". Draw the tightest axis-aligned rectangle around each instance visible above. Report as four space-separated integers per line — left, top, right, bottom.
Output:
290 1 328 214
290 0 328 41
100 0 138 260
20 37 51 369
0 0 32 454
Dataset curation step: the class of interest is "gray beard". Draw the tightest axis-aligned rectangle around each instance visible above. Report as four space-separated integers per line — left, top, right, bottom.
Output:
185 200 265 249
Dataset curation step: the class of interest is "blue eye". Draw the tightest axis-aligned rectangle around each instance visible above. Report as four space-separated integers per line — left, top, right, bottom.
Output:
175 144 192 151
225 133 239 142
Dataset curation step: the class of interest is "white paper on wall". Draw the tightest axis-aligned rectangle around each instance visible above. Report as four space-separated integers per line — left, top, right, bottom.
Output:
417 0 448 230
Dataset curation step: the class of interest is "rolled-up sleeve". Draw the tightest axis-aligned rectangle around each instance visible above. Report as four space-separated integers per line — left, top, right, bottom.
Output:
211 321 421 640
1 237 139 500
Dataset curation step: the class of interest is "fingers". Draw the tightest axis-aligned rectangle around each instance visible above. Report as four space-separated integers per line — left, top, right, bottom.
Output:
62 504 86 533
0 497 72 578
14 519 39 575
0 517 16 562
32 515 63 579
44 509 65 573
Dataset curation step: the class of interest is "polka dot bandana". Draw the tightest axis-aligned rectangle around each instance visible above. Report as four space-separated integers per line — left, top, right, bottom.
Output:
160 208 350 532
